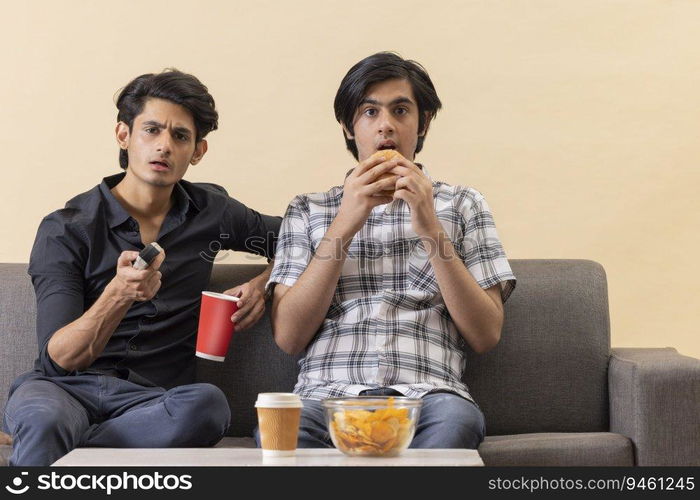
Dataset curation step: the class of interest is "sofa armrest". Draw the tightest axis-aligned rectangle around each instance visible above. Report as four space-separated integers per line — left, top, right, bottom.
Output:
609 347 700 465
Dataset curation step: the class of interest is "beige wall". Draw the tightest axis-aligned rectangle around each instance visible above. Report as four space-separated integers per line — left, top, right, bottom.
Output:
1 1 698 358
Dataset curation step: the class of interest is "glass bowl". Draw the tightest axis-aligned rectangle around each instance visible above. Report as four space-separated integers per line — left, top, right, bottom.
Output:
322 396 422 457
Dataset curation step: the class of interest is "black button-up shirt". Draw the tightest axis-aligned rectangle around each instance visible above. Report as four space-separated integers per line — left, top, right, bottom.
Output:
28 172 281 389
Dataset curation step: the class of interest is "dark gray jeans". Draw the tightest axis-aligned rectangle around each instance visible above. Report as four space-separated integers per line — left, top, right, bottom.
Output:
2 372 231 466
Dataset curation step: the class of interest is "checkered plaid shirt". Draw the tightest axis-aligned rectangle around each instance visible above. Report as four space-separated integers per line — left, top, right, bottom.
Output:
267 166 516 402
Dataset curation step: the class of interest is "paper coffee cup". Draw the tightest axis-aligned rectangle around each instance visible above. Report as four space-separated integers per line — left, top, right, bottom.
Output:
255 393 303 457
195 291 240 362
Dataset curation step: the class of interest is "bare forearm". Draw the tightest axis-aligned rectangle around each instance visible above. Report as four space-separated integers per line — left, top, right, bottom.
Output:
423 230 503 353
47 281 133 371
272 218 356 354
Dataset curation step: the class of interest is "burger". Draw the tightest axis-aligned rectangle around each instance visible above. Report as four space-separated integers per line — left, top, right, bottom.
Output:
370 149 403 196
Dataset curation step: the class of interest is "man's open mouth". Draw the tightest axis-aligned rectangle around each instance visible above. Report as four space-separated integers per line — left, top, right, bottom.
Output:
150 161 170 169
378 142 396 151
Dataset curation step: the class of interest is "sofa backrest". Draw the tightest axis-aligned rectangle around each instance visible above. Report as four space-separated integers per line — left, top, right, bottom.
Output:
0 259 611 438
198 264 300 437
463 259 611 435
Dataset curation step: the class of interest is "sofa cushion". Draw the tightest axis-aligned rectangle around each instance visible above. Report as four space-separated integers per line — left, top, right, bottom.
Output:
464 260 611 436
0 264 37 418
0 444 10 467
479 432 633 466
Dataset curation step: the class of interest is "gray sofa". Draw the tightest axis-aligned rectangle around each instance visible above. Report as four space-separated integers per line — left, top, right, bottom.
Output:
1 260 698 466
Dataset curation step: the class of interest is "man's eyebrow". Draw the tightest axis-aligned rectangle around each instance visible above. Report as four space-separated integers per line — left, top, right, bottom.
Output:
172 126 192 136
142 120 165 129
390 96 414 106
358 96 415 107
142 120 193 135
359 98 380 106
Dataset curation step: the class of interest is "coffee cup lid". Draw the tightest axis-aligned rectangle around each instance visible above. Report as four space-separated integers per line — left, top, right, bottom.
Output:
255 392 303 408
202 291 240 302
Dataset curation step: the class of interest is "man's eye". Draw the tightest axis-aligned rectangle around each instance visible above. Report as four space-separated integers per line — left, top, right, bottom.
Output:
176 134 189 141
364 108 377 117
145 127 158 133
395 107 408 115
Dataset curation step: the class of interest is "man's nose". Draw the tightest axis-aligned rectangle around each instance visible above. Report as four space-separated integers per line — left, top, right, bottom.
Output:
156 133 173 155
377 110 395 135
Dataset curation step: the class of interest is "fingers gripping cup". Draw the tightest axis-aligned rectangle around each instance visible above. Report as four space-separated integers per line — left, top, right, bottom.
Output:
196 291 240 361
255 393 303 457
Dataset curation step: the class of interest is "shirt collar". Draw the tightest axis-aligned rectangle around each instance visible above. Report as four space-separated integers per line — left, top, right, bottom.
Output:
99 172 199 229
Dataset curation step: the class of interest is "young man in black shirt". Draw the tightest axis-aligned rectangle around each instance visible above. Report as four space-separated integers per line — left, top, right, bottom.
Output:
2 69 281 466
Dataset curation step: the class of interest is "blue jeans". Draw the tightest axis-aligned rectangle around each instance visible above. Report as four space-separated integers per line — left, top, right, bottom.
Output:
2 372 231 466
255 388 485 449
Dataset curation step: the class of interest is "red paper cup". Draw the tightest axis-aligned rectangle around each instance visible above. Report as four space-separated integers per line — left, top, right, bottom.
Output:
196 291 240 361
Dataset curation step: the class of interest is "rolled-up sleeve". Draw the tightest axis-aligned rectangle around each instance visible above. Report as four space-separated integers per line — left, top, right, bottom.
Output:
266 195 313 294
220 196 281 259
457 190 516 303
28 213 88 376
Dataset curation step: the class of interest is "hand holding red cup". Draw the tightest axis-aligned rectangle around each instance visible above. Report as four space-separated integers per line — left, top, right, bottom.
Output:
195 291 240 361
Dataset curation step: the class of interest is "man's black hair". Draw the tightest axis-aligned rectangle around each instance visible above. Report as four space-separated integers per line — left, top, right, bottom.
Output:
115 68 218 169
334 52 442 160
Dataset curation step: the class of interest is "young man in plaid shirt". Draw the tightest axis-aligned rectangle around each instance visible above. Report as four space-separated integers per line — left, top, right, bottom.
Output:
265 52 516 449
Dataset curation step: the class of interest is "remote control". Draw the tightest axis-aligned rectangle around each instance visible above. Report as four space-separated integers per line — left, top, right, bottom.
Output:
132 242 164 270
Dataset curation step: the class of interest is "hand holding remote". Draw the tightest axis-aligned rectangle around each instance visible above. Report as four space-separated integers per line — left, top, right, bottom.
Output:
132 242 164 270
109 243 166 303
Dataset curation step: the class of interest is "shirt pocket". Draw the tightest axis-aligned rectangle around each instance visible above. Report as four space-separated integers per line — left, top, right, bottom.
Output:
406 212 464 296
407 239 441 295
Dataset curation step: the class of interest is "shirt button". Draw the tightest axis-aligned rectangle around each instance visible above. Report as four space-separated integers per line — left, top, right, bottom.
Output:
129 343 137 351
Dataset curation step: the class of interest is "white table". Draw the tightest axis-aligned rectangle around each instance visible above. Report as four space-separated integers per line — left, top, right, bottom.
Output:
53 448 483 467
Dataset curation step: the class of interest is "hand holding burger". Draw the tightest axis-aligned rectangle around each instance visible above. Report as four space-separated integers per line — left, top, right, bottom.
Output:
369 149 404 196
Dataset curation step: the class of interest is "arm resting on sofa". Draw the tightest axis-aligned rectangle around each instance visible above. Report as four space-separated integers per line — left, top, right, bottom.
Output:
609 347 700 466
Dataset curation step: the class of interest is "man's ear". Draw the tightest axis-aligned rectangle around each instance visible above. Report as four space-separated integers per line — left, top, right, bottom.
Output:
419 113 432 138
115 121 130 150
190 139 208 165
341 124 354 140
